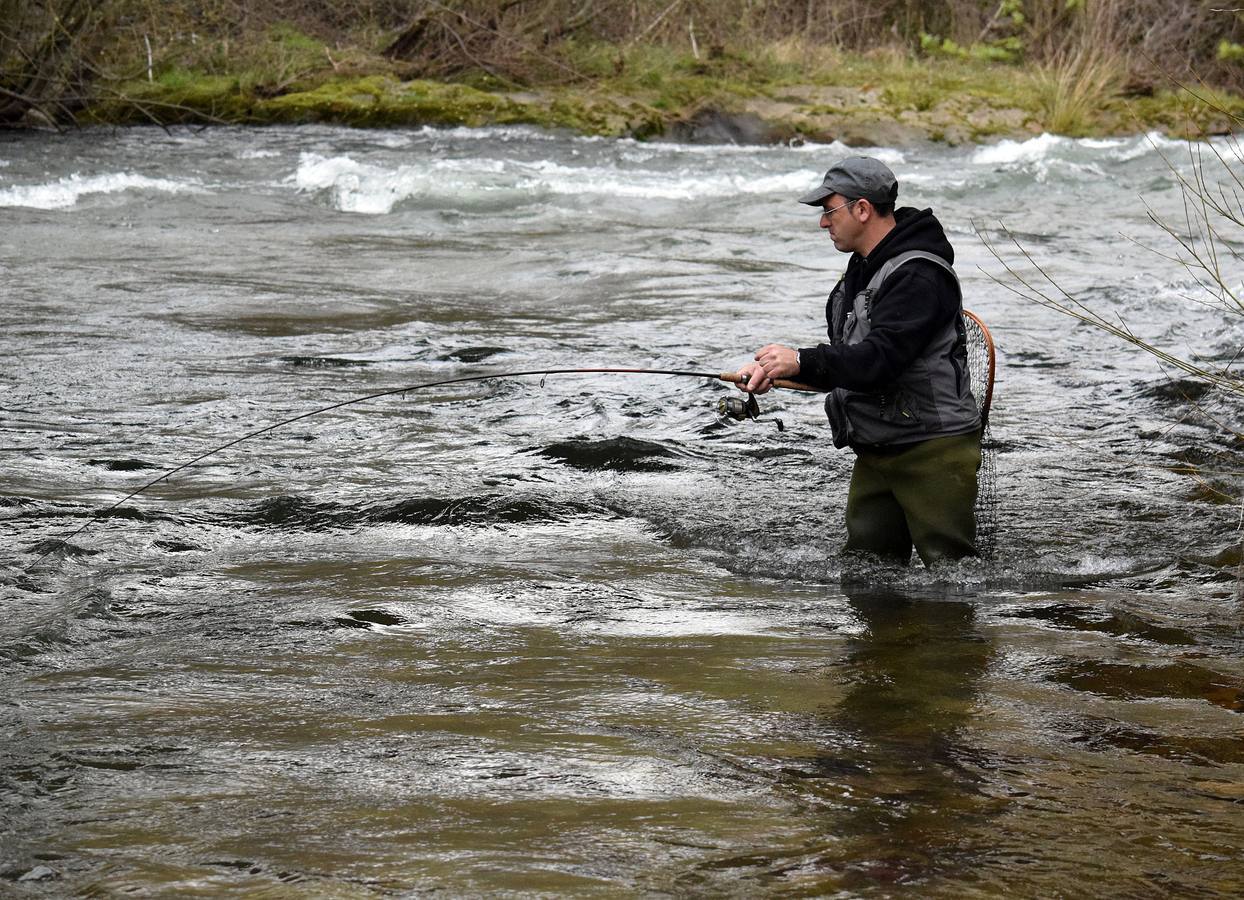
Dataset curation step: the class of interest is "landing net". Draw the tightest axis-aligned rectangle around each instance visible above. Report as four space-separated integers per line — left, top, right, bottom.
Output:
964 310 998 558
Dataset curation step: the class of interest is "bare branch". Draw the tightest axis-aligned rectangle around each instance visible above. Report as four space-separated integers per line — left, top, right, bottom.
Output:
974 220 1244 397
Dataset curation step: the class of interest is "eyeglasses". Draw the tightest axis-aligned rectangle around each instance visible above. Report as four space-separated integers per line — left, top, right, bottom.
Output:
819 198 857 219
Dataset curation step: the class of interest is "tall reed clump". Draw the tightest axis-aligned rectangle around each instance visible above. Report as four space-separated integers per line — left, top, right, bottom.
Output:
1030 51 1124 136
1027 0 1126 136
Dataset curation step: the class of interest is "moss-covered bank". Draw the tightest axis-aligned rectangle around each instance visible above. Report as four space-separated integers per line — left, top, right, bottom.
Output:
78 38 1244 144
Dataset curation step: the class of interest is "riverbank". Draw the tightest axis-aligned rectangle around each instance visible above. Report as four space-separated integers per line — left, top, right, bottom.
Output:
77 42 1244 145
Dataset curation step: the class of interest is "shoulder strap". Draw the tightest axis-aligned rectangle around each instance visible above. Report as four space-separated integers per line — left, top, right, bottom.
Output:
865 249 958 294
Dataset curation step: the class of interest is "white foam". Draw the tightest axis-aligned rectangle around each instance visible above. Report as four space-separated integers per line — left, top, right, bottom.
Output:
293 150 824 214
239 148 280 159
968 132 1130 184
1108 131 1186 163
1064 553 1145 577
614 136 905 160
525 159 815 199
408 123 903 160
292 152 518 214
902 171 968 189
588 605 780 637
971 133 1066 166
971 131 1193 170
0 172 202 210
855 145 907 165
414 123 562 142
1079 137 1127 150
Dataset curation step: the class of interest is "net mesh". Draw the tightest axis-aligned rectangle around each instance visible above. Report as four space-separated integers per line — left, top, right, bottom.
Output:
963 311 998 558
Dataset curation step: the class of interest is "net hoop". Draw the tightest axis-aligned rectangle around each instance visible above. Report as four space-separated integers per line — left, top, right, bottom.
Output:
963 309 996 427
963 308 998 558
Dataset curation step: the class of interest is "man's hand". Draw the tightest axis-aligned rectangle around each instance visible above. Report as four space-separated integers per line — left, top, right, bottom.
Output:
736 361 772 394
755 343 800 380
737 344 800 394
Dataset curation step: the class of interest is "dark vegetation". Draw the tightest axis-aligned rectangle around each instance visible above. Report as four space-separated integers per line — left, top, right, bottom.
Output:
3 1 1244 137
0 0 106 124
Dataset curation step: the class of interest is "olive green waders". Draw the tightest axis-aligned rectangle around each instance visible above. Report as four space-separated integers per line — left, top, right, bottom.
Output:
844 431 981 566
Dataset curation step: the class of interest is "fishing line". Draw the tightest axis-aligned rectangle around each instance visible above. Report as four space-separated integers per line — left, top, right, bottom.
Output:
24 366 811 572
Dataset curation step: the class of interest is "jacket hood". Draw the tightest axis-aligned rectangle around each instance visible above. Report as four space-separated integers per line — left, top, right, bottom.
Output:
854 207 953 284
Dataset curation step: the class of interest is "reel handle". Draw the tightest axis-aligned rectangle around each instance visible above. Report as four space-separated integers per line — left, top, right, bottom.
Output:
718 372 818 393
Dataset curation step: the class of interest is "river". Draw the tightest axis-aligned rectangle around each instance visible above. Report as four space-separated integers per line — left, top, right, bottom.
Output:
2 124 1242 896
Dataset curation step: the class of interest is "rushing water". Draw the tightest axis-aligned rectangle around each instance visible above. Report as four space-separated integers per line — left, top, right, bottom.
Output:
2 124 1242 896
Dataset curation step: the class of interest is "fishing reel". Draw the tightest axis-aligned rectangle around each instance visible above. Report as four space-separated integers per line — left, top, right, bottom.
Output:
717 392 784 431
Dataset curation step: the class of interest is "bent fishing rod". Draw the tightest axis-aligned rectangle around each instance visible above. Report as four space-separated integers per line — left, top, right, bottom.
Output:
25 366 815 572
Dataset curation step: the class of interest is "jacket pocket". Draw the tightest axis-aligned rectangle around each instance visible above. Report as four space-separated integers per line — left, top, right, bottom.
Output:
825 390 852 449
880 388 923 428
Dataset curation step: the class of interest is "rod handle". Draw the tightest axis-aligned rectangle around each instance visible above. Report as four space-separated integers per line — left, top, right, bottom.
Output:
718 372 819 393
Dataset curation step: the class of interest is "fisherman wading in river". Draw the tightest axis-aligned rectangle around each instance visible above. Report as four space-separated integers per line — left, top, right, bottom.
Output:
738 156 981 566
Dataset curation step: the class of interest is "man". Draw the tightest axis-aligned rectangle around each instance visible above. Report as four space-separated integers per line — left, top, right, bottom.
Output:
738 156 981 566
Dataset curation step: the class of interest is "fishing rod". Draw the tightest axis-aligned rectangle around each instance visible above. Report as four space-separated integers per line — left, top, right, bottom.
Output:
25 366 815 572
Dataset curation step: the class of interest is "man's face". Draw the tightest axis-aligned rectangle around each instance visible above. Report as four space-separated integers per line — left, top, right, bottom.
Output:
819 193 862 253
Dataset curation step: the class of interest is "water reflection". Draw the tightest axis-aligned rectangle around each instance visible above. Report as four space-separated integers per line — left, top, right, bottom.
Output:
815 589 997 888
697 589 999 893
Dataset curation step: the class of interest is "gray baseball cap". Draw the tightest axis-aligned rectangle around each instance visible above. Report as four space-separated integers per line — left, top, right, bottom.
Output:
798 156 899 206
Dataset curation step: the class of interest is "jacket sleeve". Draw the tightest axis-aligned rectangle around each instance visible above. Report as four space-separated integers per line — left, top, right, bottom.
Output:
795 264 959 393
